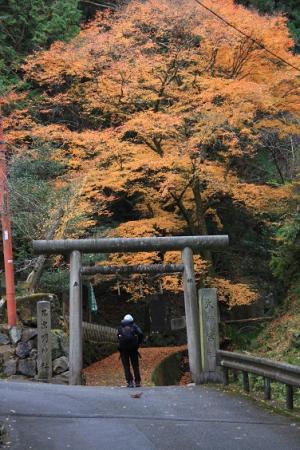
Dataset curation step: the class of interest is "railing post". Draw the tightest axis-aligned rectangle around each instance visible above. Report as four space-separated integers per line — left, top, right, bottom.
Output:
242 371 250 393
182 247 202 384
232 370 238 382
69 250 82 385
264 378 271 400
217 350 300 404
286 385 293 410
223 367 229 385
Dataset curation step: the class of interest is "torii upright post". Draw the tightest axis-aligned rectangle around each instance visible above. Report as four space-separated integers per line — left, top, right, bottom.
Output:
182 247 202 383
69 250 82 385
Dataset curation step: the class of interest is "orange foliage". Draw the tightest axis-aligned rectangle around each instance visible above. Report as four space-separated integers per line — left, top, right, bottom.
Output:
84 346 187 386
207 277 258 308
3 0 300 304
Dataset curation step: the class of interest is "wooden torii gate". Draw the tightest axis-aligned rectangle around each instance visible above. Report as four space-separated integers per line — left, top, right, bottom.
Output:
33 235 229 385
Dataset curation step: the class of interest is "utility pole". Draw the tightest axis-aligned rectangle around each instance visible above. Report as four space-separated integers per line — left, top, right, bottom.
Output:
0 116 16 326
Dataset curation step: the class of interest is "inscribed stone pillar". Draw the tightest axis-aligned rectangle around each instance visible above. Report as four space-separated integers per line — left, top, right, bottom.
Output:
199 288 222 383
37 300 52 380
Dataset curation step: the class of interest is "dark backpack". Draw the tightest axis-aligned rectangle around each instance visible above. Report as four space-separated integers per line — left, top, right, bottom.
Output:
118 324 138 350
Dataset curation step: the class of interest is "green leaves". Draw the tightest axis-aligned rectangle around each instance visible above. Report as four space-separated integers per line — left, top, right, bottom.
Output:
8 147 65 266
10 155 66 181
271 208 300 283
0 0 81 88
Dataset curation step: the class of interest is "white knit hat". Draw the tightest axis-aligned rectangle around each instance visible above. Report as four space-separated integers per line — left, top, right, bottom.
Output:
124 314 134 322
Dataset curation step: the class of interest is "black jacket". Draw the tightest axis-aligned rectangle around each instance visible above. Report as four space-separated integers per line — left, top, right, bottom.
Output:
117 319 143 350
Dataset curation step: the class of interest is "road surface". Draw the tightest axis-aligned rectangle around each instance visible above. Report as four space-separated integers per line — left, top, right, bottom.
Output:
0 381 299 449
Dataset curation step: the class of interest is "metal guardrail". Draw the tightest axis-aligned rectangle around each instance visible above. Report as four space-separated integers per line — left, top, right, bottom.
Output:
82 321 117 344
217 350 300 410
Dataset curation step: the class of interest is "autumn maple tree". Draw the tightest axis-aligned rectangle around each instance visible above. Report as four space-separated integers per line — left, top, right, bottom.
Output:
3 0 300 306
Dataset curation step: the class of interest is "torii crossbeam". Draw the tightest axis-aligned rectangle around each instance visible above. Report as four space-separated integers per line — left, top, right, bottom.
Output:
33 235 229 385
81 263 184 275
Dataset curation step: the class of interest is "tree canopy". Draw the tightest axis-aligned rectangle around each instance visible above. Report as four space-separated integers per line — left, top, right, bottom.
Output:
3 0 300 305
235 0 300 51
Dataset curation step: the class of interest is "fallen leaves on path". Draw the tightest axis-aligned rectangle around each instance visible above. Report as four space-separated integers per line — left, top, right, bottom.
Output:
130 392 143 398
84 346 187 387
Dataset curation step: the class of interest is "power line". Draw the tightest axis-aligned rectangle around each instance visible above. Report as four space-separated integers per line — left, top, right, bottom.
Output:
193 0 300 73
79 0 116 10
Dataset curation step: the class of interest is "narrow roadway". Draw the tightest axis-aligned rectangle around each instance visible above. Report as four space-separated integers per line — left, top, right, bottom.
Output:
0 381 299 450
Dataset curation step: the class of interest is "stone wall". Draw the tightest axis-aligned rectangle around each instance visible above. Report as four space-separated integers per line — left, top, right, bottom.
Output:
151 351 184 386
0 324 69 383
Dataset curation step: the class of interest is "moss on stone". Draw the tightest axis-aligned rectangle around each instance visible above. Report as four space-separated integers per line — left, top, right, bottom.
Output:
151 351 183 386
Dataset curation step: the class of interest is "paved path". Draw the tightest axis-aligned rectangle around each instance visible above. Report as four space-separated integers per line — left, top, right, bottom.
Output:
0 381 300 450
84 346 187 386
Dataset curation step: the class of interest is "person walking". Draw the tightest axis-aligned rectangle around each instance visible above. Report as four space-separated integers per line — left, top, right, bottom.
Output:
118 314 143 388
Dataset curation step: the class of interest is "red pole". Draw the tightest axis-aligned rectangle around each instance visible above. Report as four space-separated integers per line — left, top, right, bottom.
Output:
0 117 16 326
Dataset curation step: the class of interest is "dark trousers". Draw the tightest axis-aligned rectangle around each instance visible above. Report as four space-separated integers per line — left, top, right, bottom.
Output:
120 349 141 384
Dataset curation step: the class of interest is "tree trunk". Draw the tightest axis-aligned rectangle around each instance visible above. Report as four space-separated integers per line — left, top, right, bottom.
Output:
192 177 208 235
170 191 196 235
26 207 64 292
192 177 214 272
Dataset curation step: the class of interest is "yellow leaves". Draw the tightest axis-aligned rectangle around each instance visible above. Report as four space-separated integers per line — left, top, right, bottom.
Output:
14 124 102 170
254 119 300 140
194 162 289 214
91 248 208 299
231 182 290 213
174 0 298 83
21 0 300 95
119 111 182 156
162 251 181 265
3 0 300 304
23 39 99 86
122 111 181 136
208 277 258 308
109 252 160 267
109 215 184 239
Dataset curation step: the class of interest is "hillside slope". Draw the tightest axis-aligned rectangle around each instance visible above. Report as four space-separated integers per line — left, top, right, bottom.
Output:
254 282 300 365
